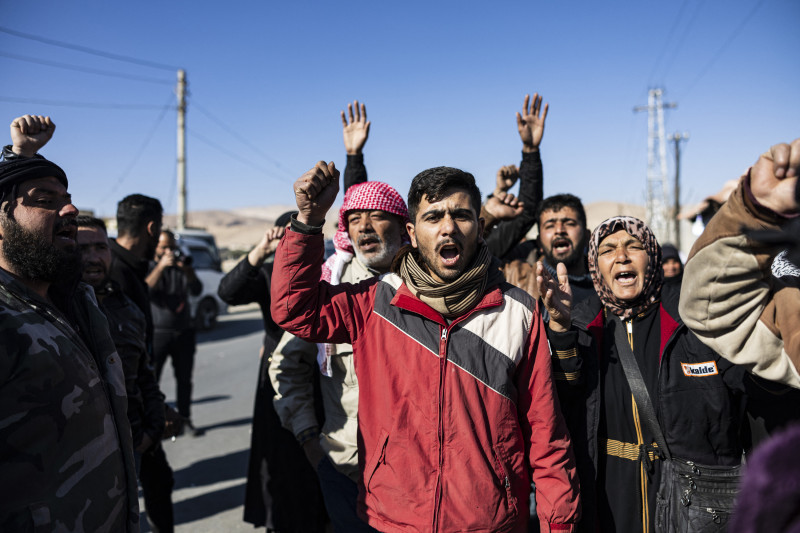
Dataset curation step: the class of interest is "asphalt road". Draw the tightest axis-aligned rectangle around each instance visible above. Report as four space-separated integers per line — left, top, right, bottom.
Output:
139 305 267 532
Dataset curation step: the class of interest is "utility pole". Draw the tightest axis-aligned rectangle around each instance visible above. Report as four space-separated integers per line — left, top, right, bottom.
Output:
670 132 689 250
176 69 187 230
634 88 676 243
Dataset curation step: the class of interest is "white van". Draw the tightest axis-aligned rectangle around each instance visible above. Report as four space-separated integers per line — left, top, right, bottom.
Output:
175 234 228 330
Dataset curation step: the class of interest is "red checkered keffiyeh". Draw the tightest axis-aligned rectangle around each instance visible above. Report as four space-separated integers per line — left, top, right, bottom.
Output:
317 181 409 375
320 181 410 280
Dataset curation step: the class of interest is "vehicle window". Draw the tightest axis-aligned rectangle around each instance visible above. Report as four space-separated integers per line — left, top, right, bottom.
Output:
189 247 216 270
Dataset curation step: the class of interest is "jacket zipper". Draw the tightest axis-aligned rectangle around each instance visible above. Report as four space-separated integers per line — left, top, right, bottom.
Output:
432 326 448 532
626 318 651 533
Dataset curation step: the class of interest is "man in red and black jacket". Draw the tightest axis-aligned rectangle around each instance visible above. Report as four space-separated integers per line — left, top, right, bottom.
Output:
271 161 580 533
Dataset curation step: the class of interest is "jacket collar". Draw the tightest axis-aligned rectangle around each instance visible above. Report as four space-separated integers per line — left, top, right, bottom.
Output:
390 282 504 327
109 238 149 280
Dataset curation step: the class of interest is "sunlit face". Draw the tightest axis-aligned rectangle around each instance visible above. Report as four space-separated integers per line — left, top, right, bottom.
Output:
537 207 587 268
155 232 177 260
346 209 404 272
0 177 80 283
8 177 78 251
77 226 112 289
597 229 650 301
662 258 682 278
407 188 483 283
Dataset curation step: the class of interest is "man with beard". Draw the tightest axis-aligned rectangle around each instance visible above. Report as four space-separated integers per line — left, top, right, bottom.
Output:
0 115 138 532
109 193 176 533
503 194 593 307
271 162 580 532
269 180 407 533
76 215 166 472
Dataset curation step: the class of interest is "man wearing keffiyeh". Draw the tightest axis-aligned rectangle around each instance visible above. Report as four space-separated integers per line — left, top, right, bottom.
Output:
270 179 408 533
271 161 580 533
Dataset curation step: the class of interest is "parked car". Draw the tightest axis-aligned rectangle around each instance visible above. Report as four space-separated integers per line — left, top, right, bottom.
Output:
176 235 227 330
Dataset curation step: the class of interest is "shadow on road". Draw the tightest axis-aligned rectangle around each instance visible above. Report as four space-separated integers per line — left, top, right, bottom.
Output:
190 394 232 406
139 481 248 530
196 416 252 433
173 481 248 526
174 448 250 488
198 317 264 343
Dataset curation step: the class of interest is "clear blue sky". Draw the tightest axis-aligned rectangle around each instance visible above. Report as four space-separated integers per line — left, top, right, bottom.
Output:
2 0 798 219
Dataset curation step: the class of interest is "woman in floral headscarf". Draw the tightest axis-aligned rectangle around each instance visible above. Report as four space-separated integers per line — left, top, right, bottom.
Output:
539 216 747 533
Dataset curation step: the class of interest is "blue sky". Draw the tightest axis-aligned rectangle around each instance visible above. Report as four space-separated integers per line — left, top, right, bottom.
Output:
1 0 798 218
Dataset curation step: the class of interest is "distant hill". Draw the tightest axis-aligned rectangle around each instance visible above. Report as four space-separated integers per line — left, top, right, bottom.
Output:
164 200 648 257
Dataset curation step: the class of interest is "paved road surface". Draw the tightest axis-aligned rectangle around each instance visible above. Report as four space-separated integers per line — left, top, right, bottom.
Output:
140 305 266 532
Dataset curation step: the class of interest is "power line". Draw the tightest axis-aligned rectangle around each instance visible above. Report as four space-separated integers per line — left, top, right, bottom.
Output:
188 129 294 185
0 51 173 85
0 26 179 71
647 0 691 85
191 100 297 179
677 0 767 100
0 96 167 110
98 96 175 204
657 0 708 83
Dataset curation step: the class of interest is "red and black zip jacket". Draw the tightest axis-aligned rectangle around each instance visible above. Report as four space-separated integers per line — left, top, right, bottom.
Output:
271 227 581 533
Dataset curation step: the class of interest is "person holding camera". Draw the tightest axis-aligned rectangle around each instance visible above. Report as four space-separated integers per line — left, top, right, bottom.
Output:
147 229 203 433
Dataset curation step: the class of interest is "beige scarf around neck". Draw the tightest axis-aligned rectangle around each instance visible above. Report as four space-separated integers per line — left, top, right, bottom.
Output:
395 243 503 318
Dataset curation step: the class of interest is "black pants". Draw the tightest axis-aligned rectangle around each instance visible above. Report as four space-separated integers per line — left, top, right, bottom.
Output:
140 443 175 533
153 328 196 418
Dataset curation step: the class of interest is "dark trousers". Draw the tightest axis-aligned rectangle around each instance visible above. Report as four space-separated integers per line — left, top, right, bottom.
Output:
317 457 379 533
153 328 196 418
140 443 175 533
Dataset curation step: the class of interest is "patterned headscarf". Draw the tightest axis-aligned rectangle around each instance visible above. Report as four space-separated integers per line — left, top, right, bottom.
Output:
317 181 409 376
588 216 663 319
321 181 409 281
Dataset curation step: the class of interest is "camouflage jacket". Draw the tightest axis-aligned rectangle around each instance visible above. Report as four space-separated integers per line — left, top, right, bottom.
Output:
0 268 139 532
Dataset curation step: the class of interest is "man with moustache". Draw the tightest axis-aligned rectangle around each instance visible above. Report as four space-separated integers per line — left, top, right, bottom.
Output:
271 162 580 533
0 115 138 532
503 194 594 307
270 181 407 533
109 193 176 533
76 215 166 472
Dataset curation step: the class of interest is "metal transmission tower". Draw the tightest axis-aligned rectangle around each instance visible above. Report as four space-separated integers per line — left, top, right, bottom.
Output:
634 89 676 243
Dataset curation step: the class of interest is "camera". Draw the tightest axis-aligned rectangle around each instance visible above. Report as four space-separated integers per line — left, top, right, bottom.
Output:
172 249 193 266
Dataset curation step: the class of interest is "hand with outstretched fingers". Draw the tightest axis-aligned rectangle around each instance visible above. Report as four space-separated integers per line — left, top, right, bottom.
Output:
536 261 572 332
516 93 549 153
341 100 370 155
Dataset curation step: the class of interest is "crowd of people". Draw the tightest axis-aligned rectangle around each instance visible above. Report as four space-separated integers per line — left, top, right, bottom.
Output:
0 99 797 533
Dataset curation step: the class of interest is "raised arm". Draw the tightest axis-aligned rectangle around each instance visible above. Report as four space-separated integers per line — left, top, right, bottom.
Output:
485 94 548 259
680 138 800 387
6 114 56 158
271 161 376 344
342 100 370 192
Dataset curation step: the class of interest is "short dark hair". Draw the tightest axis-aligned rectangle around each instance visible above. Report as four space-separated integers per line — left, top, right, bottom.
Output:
407 167 481 223
536 194 587 229
116 194 162 238
76 215 107 233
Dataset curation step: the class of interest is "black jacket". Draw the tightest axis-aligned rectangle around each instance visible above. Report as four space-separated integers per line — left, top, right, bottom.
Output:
97 280 165 445
548 288 746 530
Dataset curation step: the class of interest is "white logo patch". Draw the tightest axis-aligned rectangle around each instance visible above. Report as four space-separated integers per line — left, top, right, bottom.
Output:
681 361 719 377
772 251 800 280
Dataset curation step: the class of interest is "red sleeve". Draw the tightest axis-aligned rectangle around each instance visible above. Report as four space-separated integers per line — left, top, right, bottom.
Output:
270 229 378 344
516 306 581 532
